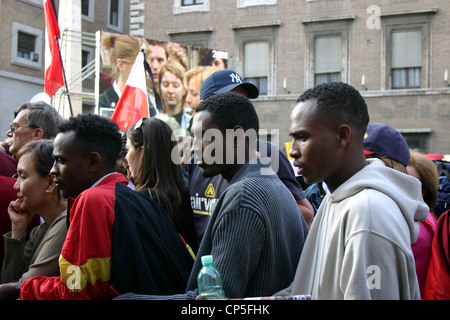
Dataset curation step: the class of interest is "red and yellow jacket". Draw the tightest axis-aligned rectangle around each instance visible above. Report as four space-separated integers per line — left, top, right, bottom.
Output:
20 173 194 300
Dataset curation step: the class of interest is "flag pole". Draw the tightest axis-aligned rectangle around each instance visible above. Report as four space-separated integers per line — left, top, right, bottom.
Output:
56 29 73 117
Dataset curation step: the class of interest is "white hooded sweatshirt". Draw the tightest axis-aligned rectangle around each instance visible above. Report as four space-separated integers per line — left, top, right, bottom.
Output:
277 159 429 299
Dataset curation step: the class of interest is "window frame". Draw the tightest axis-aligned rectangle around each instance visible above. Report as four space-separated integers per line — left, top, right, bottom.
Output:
244 41 269 95
233 22 280 96
398 128 432 153
82 0 95 23
302 15 353 89
107 0 123 32
313 35 343 86
182 0 204 6
173 0 210 14
81 45 95 82
384 24 428 90
381 10 435 90
11 21 43 70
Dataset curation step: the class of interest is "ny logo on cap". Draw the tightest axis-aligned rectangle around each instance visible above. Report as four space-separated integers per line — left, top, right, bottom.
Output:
229 73 243 84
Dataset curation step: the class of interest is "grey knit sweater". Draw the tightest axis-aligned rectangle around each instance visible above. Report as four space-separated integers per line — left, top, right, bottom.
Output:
186 161 309 298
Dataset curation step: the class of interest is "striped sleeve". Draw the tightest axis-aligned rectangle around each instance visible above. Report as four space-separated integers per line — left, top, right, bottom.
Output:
210 208 266 298
20 188 119 300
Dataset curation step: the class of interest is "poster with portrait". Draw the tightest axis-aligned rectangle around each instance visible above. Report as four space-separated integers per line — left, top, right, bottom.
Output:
96 31 229 120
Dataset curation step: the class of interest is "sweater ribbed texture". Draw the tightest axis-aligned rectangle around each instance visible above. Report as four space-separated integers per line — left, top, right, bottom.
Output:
186 161 308 298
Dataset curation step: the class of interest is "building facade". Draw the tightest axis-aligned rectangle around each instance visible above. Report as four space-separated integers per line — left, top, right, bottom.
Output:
0 0 130 137
141 0 449 155
1 0 448 155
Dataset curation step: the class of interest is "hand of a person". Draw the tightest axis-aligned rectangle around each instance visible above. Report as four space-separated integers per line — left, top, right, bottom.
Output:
0 282 21 300
8 199 34 240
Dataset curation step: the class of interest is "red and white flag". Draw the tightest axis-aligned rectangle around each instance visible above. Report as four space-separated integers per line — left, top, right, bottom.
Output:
111 45 149 131
43 0 64 97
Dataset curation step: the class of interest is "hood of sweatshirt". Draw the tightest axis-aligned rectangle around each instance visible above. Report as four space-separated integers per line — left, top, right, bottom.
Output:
329 158 429 243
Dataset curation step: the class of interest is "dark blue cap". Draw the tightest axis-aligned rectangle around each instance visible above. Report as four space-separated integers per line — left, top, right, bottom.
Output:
200 70 259 100
363 122 410 166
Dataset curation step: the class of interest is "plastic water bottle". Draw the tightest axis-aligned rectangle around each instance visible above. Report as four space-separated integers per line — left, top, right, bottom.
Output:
197 255 226 300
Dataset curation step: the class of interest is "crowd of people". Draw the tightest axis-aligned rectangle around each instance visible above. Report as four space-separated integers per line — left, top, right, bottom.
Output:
0 64 449 300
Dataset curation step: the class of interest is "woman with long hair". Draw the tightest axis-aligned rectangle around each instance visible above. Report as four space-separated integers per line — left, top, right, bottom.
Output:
125 117 197 254
157 60 192 134
99 33 143 109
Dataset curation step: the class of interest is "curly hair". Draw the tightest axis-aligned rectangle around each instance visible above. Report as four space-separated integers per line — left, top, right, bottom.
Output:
297 82 369 135
59 114 122 168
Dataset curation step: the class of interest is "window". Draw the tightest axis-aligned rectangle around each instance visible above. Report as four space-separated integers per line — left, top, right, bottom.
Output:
11 22 43 69
108 0 123 32
173 0 210 14
232 21 279 96
314 36 341 86
82 0 90 15
380 8 436 90
17 32 37 60
82 50 89 69
82 46 95 81
110 0 119 26
182 0 203 5
82 0 95 22
302 15 354 89
391 30 421 88
399 129 432 153
244 42 268 95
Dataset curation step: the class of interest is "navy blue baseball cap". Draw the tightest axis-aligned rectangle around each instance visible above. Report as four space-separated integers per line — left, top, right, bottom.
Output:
200 70 259 100
363 122 410 166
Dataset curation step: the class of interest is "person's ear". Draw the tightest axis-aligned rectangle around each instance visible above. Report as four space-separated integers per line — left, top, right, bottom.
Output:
32 128 44 140
116 58 124 71
336 124 351 149
86 152 102 173
45 174 58 194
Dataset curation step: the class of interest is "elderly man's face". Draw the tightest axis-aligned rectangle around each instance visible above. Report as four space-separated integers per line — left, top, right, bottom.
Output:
6 109 39 156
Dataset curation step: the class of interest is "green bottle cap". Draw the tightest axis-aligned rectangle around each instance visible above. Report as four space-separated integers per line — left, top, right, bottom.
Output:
201 255 213 265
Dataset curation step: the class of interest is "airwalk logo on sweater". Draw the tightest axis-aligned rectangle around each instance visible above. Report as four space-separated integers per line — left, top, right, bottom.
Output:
191 184 218 216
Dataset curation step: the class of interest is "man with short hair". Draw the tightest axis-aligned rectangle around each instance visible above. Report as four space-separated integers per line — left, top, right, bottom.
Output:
277 82 428 299
146 40 168 85
1 101 64 273
188 70 314 245
185 92 308 298
6 101 65 158
19 114 194 299
114 92 308 301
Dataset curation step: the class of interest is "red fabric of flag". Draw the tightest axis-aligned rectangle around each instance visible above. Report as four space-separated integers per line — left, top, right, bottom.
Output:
43 0 64 97
111 47 149 131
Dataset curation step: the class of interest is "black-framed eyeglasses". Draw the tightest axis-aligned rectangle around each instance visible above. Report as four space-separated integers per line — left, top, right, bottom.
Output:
9 123 37 133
